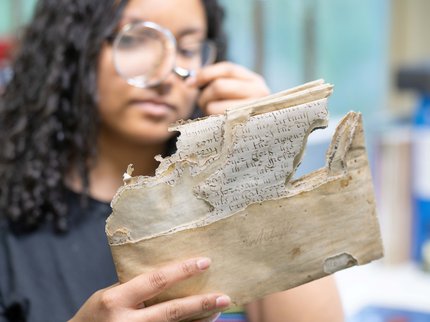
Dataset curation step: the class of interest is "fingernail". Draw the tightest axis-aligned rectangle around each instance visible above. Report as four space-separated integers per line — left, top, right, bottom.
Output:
196 258 211 270
215 295 231 308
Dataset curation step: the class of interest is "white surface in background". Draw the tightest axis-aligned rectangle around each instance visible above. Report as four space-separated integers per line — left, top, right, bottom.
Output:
412 127 430 198
307 115 342 145
335 261 430 317
294 115 341 178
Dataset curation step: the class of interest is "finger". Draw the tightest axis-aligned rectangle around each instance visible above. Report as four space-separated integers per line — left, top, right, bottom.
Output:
187 62 262 88
137 293 231 322
198 78 269 114
113 257 212 307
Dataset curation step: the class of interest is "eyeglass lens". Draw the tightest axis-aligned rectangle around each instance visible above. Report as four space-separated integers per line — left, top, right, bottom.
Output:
113 21 216 88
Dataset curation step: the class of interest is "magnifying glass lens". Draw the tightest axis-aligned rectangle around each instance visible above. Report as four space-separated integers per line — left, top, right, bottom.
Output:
113 22 175 88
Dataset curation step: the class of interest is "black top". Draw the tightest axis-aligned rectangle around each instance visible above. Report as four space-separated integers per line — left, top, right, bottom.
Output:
0 190 117 322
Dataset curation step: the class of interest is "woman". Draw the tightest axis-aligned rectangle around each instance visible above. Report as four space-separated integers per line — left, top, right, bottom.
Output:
0 0 344 321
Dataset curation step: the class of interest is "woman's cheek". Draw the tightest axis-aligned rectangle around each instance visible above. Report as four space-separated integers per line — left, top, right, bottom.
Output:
180 86 200 119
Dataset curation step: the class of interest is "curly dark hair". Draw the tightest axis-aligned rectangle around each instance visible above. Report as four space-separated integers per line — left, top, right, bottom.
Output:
0 0 226 233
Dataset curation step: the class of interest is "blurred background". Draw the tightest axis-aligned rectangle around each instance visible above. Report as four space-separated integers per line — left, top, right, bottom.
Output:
1 0 430 320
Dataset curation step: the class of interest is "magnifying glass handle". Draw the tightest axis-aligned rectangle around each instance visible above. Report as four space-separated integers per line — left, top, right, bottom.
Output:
173 66 209 91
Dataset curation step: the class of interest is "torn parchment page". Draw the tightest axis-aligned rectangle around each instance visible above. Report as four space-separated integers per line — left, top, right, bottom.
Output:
106 80 383 308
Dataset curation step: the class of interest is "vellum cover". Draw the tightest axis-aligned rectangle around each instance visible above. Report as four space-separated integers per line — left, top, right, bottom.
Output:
106 80 383 307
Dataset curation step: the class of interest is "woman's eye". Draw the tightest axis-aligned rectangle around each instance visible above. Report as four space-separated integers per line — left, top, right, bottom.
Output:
119 35 140 49
178 43 202 58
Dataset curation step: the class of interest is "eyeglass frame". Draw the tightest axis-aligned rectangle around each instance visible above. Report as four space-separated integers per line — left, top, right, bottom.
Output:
106 20 218 88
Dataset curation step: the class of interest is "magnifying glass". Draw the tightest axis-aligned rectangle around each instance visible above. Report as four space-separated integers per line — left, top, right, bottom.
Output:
112 21 217 88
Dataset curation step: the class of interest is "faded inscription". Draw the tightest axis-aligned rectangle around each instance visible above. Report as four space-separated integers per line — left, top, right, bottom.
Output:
241 226 292 247
194 99 328 216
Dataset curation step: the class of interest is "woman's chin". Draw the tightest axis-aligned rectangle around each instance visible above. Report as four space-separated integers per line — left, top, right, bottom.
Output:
129 129 176 146
100 120 179 147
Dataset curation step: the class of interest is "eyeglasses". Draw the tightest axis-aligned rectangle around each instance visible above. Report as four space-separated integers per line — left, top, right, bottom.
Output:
110 21 217 88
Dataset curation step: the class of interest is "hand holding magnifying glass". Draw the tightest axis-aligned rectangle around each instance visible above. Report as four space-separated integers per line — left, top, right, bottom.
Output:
187 61 270 116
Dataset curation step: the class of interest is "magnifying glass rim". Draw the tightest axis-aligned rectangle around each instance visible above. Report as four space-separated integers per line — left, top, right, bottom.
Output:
112 20 177 88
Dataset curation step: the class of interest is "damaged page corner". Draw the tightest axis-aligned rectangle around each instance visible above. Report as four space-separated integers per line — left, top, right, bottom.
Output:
105 80 383 307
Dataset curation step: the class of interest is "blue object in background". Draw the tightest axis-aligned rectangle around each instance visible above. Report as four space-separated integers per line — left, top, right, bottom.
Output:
0 66 12 88
350 305 430 322
411 94 430 262
397 63 430 264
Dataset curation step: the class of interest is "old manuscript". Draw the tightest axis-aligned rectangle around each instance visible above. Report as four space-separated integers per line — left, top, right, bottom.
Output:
106 80 383 306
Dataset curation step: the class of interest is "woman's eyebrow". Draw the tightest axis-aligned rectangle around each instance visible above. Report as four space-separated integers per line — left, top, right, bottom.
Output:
119 16 143 26
176 27 206 38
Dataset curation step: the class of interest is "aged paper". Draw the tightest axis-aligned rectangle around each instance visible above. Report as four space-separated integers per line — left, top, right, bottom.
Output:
106 80 383 308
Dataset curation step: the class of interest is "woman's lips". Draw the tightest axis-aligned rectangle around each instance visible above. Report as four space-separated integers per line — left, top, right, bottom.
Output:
130 100 176 118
